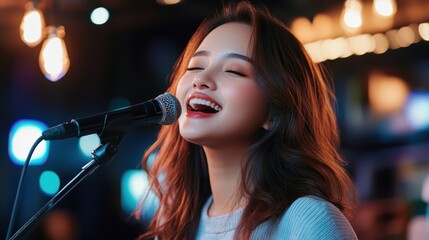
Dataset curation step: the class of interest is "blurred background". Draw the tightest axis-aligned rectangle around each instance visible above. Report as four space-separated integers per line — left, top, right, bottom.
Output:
1 0 429 239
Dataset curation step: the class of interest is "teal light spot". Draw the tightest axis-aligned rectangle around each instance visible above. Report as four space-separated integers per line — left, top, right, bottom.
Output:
121 170 158 221
39 171 60 196
78 134 101 157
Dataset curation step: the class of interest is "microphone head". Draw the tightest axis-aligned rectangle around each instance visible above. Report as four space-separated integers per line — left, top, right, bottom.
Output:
156 93 182 125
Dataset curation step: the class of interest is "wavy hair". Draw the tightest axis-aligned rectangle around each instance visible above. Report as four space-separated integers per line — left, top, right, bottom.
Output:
137 1 356 239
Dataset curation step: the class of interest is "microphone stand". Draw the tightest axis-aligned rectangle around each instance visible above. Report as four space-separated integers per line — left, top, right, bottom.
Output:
8 116 127 240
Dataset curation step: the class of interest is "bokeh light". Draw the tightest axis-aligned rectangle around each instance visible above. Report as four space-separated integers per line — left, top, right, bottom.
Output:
78 134 101 157
373 0 397 17
39 170 61 196
9 119 49 165
90 7 110 25
368 73 409 116
121 170 158 221
405 92 429 131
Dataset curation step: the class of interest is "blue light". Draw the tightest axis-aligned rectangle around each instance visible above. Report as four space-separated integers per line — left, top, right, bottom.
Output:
121 170 158 221
90 7 109 25
8 119 49 165
78 134 101 157
39 171 60 196
405 92 429 131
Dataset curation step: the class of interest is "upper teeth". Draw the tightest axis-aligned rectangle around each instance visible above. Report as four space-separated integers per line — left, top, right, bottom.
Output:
189 98 222 111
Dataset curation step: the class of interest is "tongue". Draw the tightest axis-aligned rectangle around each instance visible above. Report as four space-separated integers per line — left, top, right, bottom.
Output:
192 104 218 114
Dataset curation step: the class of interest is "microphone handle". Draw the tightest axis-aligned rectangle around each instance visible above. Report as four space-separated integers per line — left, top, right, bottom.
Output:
42 99 163 140
77 99 163 136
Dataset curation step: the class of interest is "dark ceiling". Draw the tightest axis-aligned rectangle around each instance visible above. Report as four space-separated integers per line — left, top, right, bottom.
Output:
0 0 347 110
0 0 347 47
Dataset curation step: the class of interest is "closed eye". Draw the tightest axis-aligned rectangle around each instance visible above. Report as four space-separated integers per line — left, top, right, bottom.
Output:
187 67 204 71
226 70 246 77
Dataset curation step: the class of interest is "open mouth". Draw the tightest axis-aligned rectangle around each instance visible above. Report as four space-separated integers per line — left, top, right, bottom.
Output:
188 98 222 114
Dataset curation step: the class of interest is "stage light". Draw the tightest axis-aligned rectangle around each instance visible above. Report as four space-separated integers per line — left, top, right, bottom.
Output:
78 134 101 157
121 170 158 221
20 1 46 47
39 26 70 82
368 73 409 116
39 170 60 196
90 7 110 25
8 119 49 165
405 92 429 131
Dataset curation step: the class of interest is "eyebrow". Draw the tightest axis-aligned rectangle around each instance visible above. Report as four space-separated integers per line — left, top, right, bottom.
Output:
192 50 253 64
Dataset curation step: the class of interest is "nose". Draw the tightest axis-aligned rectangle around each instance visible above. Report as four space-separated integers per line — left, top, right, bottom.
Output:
192 72 216 90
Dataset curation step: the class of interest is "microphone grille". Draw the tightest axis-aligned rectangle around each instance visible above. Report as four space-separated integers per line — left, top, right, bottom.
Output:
156 93 182 125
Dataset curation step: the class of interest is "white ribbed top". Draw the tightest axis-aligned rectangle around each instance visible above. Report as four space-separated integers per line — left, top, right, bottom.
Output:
196 195 357 240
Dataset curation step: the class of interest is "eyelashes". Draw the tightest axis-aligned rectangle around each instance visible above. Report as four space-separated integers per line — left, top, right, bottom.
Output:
186 67 204 71
186 67 247 77
225 70 246 77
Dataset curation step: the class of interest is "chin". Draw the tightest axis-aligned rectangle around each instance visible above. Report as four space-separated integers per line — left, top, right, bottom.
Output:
179 132 215 147
181 134 205 144
179 129 203 144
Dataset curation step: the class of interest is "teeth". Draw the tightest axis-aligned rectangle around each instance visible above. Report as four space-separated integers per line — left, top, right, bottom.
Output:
189 98 222 111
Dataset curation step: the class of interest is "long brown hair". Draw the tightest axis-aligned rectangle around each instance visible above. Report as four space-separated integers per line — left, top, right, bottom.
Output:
137 1 356 239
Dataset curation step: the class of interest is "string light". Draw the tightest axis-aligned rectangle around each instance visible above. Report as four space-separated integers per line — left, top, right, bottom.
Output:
19 1 70 82
341 0 363 32
156 0 182 5
418 23 429 41
303 22 427 63
39 26 70 82
373 0 397 17
19 1 46 47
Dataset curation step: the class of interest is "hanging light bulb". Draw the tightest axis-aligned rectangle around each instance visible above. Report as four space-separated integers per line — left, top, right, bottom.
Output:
20 1 46 47
373 0 397 17
341 0 363 32
39 26 70 82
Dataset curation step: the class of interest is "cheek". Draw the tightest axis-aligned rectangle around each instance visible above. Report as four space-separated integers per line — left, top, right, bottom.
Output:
223 82 268 124
225 82 265 110
176 75 192 104
176 75 193 127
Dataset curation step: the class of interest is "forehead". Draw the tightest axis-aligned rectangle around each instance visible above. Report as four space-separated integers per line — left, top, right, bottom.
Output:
196 22 253 57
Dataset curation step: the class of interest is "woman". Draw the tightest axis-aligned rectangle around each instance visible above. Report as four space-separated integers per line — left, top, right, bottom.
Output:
137 1 357 239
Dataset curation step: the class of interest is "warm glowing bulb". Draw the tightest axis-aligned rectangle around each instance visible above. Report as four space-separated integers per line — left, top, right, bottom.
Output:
157 0 182 5
20 2 46 47
342 0 362 31
39 26 70 82
374 0 397 17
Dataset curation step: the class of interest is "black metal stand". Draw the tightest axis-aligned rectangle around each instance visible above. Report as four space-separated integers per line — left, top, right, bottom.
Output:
8 135 124 240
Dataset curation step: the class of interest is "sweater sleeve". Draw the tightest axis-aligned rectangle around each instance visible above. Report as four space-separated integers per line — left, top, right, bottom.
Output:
274 196 357 240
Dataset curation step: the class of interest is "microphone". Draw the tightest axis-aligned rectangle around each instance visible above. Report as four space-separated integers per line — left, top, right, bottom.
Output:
42 93 181 140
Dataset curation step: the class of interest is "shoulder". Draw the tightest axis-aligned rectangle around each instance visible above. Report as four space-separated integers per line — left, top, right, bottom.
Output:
275 195 357 240
287 195 341 217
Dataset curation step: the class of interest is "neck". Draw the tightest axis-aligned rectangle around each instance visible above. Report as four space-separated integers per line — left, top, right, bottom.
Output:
203 145 248 217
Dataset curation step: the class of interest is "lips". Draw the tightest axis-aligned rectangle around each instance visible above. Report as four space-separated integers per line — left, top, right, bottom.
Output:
186 92 222 114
